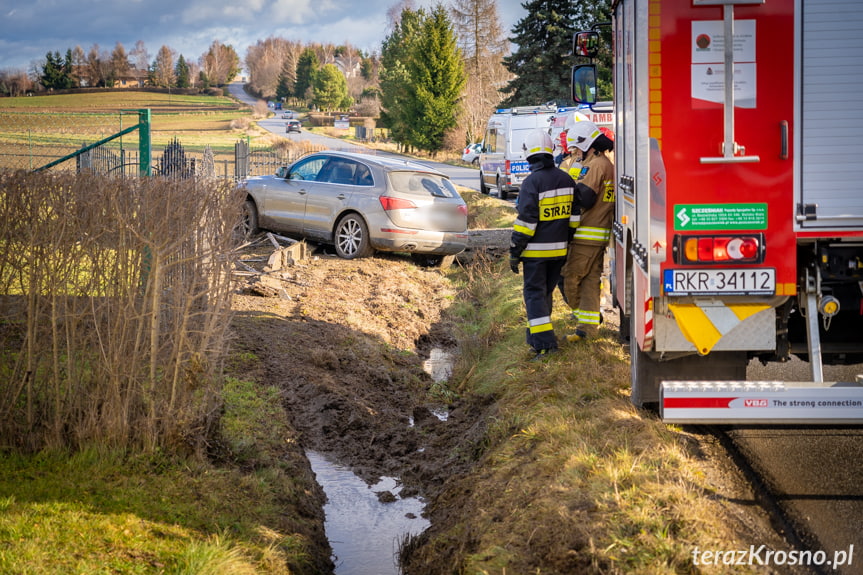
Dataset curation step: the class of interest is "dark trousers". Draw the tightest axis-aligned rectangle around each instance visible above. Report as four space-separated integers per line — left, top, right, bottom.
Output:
522 258 565 351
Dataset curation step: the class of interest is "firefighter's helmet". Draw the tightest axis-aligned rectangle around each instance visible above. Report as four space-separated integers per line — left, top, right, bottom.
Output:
563 111 590 133
567 120 601 152
522 130 554 159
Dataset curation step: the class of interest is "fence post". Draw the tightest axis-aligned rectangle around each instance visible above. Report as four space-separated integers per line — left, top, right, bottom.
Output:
137 108 151 176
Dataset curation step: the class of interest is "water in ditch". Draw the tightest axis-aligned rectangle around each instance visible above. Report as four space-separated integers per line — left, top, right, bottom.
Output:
306 450 430 574
307 347 453 573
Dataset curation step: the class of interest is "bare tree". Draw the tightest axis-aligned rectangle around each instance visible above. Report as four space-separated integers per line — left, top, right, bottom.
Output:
130 40 149 86
85 44 104 87
200 40 240 86
110 42 131 86
386 0 417 34
70 45 87 87
153 45 176 88
449 0 512 143
0 68 33 96
244 37 303 99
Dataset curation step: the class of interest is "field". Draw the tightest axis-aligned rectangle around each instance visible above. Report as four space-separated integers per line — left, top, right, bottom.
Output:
0 90 256 172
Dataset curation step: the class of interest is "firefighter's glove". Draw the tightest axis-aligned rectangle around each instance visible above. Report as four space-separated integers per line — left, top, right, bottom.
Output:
509 242 525 274
509 255 520 274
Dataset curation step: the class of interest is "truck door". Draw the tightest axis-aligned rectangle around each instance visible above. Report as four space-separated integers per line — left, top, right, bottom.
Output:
797 0 863 230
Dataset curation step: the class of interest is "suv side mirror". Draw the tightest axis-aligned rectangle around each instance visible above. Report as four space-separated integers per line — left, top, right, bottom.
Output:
571 64 597 105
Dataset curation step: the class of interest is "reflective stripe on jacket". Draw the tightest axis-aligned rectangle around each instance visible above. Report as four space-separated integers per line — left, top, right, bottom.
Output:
512 160 576 260
572 151 614 247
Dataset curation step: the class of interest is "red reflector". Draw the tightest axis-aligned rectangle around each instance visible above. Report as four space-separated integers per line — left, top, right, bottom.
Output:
730 237 759 259
697 238 713 261
458 205 468 216
379 196 416 211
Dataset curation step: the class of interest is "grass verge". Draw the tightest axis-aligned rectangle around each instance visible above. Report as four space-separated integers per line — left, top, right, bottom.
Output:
404 253 770 574
0 376 328 574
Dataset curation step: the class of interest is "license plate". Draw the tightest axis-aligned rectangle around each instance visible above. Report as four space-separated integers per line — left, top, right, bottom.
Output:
664 268 775 296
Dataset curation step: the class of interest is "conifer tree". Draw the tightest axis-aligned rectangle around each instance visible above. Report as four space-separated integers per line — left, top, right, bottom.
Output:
294 48 319 102
500 0 579 107
499 0 611 107
403 5 465 153
379 8 423 148
175 55 190 88
312 64 352 111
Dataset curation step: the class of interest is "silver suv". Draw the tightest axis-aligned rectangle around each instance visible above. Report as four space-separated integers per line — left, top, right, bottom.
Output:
238 151 469 265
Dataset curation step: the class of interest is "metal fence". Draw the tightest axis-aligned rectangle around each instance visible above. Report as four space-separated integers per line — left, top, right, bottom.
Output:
0 109 302 179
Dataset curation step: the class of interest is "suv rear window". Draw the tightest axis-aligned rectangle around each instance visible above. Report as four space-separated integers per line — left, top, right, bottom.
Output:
389 172 459 198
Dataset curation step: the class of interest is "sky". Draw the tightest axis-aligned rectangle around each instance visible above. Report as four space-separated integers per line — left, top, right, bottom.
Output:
0 0 525 72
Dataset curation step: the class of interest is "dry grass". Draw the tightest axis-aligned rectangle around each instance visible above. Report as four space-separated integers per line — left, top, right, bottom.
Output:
404 255 766 574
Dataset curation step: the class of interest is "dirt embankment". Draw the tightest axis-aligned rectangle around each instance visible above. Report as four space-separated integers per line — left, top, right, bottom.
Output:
226 234 508 571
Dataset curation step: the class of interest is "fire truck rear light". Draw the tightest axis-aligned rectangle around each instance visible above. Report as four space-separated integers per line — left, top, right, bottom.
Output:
675 234 764 264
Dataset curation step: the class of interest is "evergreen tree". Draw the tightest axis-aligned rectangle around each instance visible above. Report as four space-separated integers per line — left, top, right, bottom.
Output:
500 0 575 106
63 48 76 88
294 48 319 101
403 5 465 153
311 64 352 111
275 57 295 102
379 8 423 148
41 51 73 90
175 55 190 88
499 0 611 107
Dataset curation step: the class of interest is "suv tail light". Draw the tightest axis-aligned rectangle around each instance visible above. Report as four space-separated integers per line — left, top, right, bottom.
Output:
674 233 765 264
380 196 417 211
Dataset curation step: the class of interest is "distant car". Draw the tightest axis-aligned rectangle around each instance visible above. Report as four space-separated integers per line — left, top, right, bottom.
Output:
462 143 482 165
282 110 296 119
238 151 469 265
286 119 301 133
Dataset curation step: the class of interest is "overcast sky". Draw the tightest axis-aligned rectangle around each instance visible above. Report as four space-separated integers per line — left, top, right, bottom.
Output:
0 0 525 72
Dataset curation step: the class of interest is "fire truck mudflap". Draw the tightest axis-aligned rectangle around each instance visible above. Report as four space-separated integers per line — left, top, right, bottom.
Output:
661 380 863 424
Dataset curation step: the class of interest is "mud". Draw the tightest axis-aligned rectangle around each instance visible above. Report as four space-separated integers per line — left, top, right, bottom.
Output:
227 236 506 572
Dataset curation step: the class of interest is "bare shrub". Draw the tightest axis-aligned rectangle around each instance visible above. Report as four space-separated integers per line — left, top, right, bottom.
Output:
251 101 270 119
0 171 245 453
230 117 252 130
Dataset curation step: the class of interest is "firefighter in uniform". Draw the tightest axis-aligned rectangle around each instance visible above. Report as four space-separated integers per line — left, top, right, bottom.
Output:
560 120 615 342
509 130 579 360
558 112 590 178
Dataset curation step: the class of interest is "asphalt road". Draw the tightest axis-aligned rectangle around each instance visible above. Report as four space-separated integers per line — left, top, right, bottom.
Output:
227 81 487 192
730 360 863 575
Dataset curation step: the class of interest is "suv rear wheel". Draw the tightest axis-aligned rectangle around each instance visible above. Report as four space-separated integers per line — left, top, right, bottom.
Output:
334 213 374 259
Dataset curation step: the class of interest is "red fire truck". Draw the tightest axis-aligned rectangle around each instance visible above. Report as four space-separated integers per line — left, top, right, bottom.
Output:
573 0 863 423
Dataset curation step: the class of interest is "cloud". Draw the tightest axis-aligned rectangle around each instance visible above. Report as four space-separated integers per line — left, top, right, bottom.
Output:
0 0 522 71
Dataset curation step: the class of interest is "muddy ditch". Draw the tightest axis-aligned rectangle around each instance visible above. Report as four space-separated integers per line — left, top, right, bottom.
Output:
227 233 507 573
